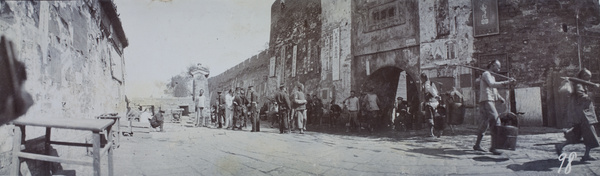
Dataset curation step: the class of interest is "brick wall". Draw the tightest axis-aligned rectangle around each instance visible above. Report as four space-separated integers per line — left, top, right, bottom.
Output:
0 0 127 175
473 0 600 126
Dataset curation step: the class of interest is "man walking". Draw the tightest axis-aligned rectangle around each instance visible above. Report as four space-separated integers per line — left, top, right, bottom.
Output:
195 89 206 127
555 68 600 161
473 60 515 155
275 85 291 134
247 86 260 132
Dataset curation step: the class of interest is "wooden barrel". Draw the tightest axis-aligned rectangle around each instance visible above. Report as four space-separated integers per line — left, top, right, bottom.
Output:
448 103 465 125
493 125 519 150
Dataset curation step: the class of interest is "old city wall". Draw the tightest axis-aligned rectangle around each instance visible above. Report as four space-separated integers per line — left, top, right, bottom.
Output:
208 50 270 106
473 0 600 127
0 1 127 175
268 0 322 102
320 0 351 105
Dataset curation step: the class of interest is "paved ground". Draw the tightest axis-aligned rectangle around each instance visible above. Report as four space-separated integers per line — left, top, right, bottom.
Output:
109 117 600 176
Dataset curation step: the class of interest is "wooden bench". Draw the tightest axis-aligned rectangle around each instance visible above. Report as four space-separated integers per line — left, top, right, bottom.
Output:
11 118 116 176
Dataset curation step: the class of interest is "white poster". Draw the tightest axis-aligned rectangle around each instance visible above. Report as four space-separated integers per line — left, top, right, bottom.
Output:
269 56 276 77
321 34 330 80
331 28 340 81
292 45 297 77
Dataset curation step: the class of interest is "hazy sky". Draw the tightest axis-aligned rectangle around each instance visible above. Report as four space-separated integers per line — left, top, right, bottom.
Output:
114 0 275 98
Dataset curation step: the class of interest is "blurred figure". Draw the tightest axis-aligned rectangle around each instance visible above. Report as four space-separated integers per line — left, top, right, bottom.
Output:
555 68 600 161
421 73 440 137
394 97 409 132
150 109 165 132
312 94 323 125
329 100 342 127
195 89 206 127
363 87 380 132
0 60 33 125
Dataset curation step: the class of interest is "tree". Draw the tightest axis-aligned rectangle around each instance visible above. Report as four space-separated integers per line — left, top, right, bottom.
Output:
164 63 208 97
165 74 192 97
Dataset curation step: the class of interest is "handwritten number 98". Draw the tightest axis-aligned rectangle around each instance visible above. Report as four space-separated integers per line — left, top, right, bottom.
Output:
558 152 576 174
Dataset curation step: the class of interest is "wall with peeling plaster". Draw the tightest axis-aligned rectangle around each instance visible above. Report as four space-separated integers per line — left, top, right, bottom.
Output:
0 0 127 175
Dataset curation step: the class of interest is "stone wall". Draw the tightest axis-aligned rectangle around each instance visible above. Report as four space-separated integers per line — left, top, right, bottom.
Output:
269 0 322 100
0 0 127 175
473 0 600 126
208 50 270 106
320 0 351 105
208 0 322 107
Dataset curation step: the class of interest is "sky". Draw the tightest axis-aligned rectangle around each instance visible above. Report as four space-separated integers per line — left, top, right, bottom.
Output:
114 0 276 98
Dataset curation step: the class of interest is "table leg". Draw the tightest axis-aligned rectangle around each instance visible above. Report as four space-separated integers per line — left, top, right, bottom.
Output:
116 118 120 148
45 127 51 173
92 131 101 176
107 125 114 176
10 125 23 176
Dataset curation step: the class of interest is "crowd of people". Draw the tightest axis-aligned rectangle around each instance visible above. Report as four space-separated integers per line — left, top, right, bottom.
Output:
1 57 599 161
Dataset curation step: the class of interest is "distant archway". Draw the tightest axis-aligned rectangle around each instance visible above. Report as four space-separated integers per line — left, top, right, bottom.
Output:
364 66 419 129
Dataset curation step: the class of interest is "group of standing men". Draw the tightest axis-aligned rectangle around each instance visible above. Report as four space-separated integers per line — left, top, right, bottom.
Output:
341 87 383 133
274 83 308 134
208 86 261 132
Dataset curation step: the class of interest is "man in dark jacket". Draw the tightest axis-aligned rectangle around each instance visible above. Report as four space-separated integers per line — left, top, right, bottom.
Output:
248 86 260 132
150 109 165 132
233 87 246 130
275 85 291 134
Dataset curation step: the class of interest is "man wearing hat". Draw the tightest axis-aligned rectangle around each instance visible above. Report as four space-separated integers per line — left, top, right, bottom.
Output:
247 86 260 132
233 87 245 130
216 90 225 128
275 84 291 133
292 83 308 134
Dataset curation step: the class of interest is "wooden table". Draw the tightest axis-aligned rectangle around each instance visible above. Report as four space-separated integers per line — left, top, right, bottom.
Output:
11 118 116 176
96 115 121 148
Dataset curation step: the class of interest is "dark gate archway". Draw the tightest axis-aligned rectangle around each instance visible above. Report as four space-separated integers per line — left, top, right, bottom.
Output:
364 66 419 129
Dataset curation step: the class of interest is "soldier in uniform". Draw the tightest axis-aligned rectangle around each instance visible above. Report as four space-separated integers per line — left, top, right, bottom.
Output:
232 87 244 130
275 85 291 134
247 86 260 132
216 91 225 128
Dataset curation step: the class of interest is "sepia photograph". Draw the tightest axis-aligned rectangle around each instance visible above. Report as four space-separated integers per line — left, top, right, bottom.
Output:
1 0 600 175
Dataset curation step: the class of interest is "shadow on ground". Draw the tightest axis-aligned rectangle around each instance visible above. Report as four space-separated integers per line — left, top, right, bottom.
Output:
390 147 483 159
506 159 588 172
472 156 510 162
